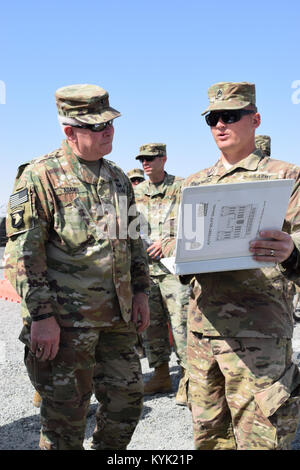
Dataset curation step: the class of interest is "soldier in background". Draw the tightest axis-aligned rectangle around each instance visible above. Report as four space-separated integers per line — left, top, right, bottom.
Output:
255 134 271 156
4 84 150 450
134 143 189 405
127 168 145 187
127 170 146 358
163 82 300 449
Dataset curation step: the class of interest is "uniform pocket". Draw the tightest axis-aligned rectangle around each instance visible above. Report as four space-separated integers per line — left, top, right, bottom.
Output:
21 324 78 403
24 346 54 399
54 192 94 250
51 339 78 403
255 363 300 418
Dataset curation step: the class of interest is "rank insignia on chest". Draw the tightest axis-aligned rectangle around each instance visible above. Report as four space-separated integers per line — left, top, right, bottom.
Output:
11 209 24 228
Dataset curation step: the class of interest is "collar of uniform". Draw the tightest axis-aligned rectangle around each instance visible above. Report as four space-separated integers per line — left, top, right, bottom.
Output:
145 171 170 196
62 140 112 184
98 159 114 183
214 149 264 179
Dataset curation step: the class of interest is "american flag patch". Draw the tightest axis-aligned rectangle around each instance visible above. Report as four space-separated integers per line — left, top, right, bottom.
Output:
9 189 29 209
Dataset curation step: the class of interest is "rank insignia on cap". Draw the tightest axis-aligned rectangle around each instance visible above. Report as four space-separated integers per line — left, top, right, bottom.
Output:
11 209 24 228
216 89 223 99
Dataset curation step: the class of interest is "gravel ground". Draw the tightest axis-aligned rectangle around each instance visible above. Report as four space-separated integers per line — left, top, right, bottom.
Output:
0 297 193 451
0 246 300 451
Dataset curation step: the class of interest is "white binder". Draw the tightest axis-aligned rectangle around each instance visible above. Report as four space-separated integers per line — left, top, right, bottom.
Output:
160 179 295 275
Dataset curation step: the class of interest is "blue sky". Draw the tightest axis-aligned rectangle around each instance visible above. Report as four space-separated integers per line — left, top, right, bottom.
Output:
0 0 300 209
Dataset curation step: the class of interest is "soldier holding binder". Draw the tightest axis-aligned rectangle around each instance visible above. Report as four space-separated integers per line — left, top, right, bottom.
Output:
163 82 300 450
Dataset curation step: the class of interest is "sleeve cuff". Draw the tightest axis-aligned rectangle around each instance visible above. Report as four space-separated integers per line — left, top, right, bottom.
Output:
31 313 54 322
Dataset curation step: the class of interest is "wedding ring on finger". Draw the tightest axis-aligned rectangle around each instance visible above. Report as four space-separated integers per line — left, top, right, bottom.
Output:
270 249 275 257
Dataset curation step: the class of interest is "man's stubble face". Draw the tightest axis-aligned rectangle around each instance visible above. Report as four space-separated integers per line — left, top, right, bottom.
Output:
142 156 166 180
73 124 115 161
210 111 260 155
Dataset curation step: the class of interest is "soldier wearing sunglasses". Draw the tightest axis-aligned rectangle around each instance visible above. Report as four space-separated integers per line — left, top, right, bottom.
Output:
4 84 150 450
162 82 300 449
127 168 145 187
133 143 189 405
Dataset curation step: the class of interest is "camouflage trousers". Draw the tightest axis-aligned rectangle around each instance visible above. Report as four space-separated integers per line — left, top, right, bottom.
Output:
142 274 189 369
19 320 143 450
188 330 300 450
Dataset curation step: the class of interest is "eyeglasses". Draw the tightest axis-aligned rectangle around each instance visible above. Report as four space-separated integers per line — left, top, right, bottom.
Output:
131 178 144 183
63 120 114 132
137 155 163 163
205 109 255 127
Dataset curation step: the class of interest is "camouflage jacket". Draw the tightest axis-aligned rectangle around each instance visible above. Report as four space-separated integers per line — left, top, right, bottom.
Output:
4 140 149 327
162 150 300 338
134 172 183 276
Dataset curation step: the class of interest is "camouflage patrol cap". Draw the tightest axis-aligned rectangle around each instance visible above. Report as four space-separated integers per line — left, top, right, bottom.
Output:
127 168 145 180
55 84 121 124
255 135 271 157
201 82 256 115
135 143 166 160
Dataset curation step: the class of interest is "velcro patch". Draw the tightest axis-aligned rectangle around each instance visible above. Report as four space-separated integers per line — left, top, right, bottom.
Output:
9 189 28 209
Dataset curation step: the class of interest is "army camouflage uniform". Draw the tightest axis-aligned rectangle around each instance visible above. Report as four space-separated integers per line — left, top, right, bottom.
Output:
4 85 150 450
134 156 189 373
162 82 300 450
255 135 298 317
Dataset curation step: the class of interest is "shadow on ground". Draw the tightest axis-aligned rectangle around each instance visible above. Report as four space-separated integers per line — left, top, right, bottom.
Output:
2 362 299 450
1 404 300 450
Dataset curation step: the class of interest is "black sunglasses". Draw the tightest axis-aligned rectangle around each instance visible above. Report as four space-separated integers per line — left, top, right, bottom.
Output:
63 120 113 132
137 155 163 163
205 109 255 127
131 177 144 183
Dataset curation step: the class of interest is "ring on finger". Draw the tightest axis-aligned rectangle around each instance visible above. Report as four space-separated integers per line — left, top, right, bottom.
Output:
270 249 275 257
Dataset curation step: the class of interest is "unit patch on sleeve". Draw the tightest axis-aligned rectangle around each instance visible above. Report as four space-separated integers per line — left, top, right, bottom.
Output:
11 209 24 228
6 188 34 237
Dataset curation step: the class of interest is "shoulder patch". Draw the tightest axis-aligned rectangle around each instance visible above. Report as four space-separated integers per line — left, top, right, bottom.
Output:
9 188 28 209
10 209 24 228
6 188 35 237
